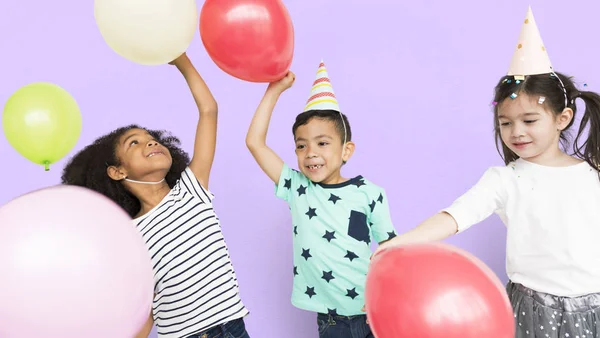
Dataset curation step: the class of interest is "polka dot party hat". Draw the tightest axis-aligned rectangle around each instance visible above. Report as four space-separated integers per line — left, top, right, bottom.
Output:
507 6 553 77
303 60 340 112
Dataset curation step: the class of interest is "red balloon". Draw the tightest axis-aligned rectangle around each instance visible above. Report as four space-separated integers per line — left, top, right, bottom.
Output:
366 243 514 338
199 0 294 82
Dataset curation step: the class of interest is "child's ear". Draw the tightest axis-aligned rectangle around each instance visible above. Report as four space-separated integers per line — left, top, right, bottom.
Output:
557 107 574 131
107 166 127 181
342 141 356 162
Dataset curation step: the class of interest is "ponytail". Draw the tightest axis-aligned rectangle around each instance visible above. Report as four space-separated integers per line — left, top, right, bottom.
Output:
573 91 600 172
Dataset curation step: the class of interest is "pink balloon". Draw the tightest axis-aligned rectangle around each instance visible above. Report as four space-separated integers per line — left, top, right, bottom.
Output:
0 185 154 338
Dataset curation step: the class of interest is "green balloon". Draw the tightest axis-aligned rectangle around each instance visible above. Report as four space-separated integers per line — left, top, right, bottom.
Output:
2 82 82 171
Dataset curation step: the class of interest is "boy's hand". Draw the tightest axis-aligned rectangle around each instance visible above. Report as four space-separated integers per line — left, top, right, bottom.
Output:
267 71 295 94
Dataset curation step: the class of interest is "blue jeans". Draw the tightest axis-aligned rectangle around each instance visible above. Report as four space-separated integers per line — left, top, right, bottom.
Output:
317 313 374 338
187 318 250 338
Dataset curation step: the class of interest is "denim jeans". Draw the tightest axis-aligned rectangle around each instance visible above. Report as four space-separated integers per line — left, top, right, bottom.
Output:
187 318 250 338
317 313 374 338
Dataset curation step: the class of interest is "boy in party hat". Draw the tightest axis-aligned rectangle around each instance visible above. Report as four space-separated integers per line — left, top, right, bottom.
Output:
377 6 600 338
246 61 397 337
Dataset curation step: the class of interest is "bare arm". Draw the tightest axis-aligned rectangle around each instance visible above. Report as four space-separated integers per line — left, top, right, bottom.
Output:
134 312 154 338
245 72 295 184
133 294 156 338
172 53 218 189
375 212 458 254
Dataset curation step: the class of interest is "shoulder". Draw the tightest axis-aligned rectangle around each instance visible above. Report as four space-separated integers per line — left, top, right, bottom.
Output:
177 167 214 203
481 163 515 180
357 177 384 192
344 176 387 199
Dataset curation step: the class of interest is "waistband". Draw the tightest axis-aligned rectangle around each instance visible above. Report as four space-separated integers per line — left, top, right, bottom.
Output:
509 281 600 313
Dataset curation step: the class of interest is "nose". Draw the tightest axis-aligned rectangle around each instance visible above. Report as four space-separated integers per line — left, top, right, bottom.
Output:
147 139 158 147
305 145 317 158
510 124 525 139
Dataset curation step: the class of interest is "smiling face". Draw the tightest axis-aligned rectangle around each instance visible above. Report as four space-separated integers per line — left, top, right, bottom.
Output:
497 93 572 164
109 128 172 181
294 118 354 184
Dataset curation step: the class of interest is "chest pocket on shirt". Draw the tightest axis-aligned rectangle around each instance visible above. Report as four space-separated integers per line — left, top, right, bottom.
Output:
348 210 370 244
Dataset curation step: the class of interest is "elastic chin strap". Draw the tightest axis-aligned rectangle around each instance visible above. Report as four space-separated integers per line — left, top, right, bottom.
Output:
339 111 347 162
123 177 165 185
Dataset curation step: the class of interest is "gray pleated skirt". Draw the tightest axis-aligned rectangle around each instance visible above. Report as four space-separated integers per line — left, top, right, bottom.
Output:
507 281 600 338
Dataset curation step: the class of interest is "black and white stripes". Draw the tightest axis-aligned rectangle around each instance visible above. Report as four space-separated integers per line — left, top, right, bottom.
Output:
134 168 248 338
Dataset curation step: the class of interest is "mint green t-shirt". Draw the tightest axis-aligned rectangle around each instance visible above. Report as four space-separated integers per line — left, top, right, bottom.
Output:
275 164 397 316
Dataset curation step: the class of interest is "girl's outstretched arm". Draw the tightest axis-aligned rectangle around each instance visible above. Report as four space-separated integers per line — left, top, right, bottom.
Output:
172 53 218 189
375 167 507 255
374 212 458 255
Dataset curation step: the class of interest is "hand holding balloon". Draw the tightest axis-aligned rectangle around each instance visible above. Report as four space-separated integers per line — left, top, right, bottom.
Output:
267 71 296 94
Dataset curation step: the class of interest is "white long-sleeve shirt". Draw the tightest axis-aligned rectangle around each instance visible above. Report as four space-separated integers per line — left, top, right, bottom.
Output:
443 158 600 297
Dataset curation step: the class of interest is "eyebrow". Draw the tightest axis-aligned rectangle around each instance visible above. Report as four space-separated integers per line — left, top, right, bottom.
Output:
122 133 139 146
295 134 334 142
498 112 541 118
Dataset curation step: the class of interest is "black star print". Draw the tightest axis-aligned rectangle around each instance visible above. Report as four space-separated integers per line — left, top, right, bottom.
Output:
344 250 359 262
327 308 338 317
369 200 376 212
377 193 384 203
346 288 359 299
322 230 336 242
387 231 397 240
294 266 298 276
306 207 317 219
305 286 316 298
328 193 341 204
321 270 335 283
352 179 366 188
294 226 298 236
297 184 307 196
284 178 291 189
301 248 312 260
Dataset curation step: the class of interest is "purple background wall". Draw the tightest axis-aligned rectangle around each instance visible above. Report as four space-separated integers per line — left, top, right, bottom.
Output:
1 1 599 337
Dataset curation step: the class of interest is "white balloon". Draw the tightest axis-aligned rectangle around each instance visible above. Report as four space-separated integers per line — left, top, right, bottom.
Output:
94 0 198 65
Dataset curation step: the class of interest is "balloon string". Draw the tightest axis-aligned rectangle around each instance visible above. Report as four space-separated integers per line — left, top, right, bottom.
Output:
44 161 50 171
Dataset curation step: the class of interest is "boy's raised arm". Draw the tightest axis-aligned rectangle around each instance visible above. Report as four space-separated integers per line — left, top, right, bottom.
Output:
246 72 296 184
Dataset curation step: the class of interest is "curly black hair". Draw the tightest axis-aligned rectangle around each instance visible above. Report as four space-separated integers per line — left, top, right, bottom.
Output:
61 124 190 217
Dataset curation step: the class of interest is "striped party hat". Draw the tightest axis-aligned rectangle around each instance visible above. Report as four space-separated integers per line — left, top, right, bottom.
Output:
303 60 340 112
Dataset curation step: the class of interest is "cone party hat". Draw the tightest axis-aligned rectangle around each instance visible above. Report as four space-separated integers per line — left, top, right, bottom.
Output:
303 60 340 112
507 6 553 77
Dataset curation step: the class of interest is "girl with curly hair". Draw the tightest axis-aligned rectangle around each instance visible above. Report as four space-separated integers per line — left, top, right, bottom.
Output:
62 53 250 338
